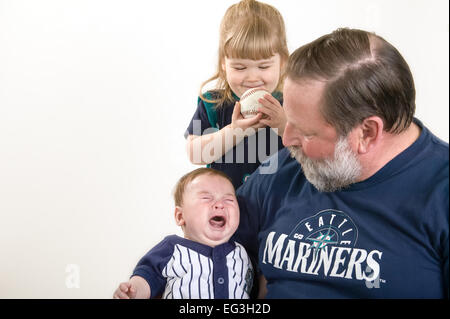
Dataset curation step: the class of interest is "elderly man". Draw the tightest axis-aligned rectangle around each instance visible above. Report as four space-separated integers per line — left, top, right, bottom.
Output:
233 28 448 298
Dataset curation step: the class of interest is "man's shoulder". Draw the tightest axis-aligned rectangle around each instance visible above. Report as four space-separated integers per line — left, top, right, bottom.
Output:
429 133 449 162
415 118 448 160
238 148 301 193
416 122 449 184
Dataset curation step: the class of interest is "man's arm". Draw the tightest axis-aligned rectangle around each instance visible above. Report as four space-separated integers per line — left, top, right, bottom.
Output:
257 275 268 299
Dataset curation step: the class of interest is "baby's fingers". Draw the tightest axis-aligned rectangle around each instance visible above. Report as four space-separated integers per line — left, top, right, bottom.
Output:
114 290 130 299
120 282 132 292
113 287 130 299
128 287 137 299
113 282 132 299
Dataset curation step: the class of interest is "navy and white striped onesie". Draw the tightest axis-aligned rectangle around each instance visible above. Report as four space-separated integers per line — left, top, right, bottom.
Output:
132 235 253 299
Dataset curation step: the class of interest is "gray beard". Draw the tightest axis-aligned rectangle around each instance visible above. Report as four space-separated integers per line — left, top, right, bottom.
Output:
288 136 362 192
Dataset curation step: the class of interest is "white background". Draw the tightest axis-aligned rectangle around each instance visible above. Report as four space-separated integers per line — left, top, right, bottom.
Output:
0 0 448 298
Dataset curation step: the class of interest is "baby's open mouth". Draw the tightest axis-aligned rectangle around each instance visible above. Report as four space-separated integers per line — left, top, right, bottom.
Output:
209 215 226 228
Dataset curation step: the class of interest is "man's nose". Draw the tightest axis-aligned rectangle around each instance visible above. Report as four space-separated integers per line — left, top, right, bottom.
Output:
282 122 297 147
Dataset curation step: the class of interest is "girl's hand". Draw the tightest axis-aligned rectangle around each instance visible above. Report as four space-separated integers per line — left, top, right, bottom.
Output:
257 94 286 137
230 101 265 136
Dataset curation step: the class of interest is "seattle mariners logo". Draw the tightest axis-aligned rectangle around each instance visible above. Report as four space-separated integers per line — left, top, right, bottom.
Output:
289 209 358 256
262 209 383 283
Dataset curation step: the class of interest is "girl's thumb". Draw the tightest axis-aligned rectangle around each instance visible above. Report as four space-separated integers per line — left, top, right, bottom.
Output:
232 102 241 119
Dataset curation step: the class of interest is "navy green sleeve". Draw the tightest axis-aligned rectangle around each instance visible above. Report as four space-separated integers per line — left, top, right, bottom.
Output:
185 95 217 138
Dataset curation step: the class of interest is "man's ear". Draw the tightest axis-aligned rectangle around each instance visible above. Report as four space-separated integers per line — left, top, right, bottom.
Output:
174 206 185 227
357 116 384 154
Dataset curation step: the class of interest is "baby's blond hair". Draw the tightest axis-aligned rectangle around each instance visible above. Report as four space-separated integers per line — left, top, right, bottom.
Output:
200 0 289 107
173 168 234 207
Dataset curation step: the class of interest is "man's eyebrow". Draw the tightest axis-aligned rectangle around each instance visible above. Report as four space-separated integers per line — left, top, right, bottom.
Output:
287 119 313 135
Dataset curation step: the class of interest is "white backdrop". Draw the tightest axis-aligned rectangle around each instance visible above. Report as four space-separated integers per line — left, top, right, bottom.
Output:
0 0 448 298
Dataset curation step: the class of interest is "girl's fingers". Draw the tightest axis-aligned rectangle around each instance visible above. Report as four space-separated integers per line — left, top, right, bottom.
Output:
259 119 271 128
263 93 280 105
254 121 267 129
258 95 281 110
232 102 242 121
257 105 275 118
244 112 263 125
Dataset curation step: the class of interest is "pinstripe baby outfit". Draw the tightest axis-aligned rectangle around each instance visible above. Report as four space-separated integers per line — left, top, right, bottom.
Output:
132 235 253 299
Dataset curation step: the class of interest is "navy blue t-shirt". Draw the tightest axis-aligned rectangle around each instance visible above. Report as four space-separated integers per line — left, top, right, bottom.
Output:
185 91 284 189
233 119 449 298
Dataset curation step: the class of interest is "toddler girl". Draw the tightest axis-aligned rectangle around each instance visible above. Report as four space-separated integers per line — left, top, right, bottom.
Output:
185 0 289 189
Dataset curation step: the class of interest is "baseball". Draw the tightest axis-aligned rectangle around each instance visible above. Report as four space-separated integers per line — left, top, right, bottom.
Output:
239 88 269 119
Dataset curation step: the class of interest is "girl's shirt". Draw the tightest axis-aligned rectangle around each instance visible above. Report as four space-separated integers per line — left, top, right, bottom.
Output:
185 90 284 189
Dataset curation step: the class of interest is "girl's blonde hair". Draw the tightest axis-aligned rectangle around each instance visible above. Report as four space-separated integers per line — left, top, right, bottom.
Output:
200 0 289 107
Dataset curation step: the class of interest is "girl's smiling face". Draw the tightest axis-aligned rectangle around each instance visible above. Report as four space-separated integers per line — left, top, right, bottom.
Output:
174 174 239 247
222 53 282 98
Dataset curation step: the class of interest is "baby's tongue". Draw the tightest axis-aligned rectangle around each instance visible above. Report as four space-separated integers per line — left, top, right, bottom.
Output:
209 216 225 228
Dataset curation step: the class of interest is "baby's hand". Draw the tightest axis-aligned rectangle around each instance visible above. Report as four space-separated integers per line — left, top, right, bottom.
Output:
230 102 265 136
113 276 151 299
113 281 137 299
257 94 286 137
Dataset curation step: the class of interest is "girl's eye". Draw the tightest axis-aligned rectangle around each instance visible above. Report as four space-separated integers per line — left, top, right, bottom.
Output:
234 67 246 71
259 65 270 70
